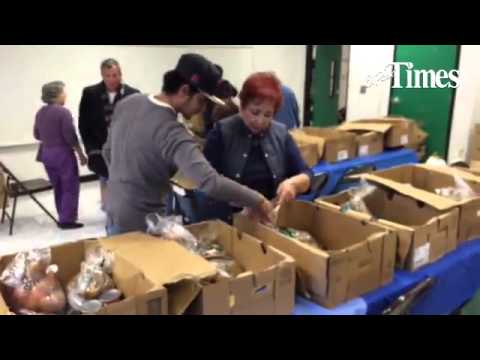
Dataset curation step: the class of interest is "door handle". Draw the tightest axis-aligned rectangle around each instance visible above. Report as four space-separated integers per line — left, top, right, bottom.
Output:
329 60 337 98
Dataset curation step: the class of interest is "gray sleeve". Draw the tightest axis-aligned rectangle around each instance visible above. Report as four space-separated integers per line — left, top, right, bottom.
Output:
102 126 112 167
102 107 118 167
160 123 264 208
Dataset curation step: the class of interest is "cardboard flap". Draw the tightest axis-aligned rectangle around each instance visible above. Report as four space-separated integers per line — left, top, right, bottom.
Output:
0 288 10 315
133 288 168 315
98 232 158 252
380 232 397 285
344 237 383 299
338 122 393 134
165 278 202 315
101 234 217 286
108 237 213 315
419 163 480 183
396 231 414 269
97 296 138 315
362 174 458 211
290 130 325 158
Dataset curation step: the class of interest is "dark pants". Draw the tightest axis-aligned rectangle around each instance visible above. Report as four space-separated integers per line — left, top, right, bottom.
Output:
41 147 80 224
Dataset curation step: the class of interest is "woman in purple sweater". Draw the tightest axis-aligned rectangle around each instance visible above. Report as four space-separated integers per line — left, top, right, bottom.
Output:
34 81 88 230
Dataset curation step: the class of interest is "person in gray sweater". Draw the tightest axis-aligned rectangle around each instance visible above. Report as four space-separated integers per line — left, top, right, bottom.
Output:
103 54 273 234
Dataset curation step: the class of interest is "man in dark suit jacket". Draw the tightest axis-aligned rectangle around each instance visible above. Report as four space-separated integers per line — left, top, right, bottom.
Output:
79 58 139 209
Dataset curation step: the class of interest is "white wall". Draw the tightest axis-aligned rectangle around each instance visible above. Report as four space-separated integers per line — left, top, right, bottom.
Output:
448 45 480 163
346 45 395 120
0 45 307 180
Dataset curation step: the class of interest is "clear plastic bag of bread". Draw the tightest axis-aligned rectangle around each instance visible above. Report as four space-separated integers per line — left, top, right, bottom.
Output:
0 248 66 315
341 179 376 215
67 247 122 314
146 213 199 252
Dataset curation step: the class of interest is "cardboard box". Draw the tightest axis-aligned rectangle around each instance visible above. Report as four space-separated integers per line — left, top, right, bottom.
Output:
185 221 296 315
317 179 459 271
416 144 427 162
338 128 384 157
297 142 319 167
0 232 218 315
291 127 356 163
345 117 415 148
368 164 480 244
234 201 396 308
470 124 480 161
0 239 168 315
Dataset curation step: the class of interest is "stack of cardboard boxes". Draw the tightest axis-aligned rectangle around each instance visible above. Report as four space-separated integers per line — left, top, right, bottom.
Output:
291 127 356 164
291 117 428 167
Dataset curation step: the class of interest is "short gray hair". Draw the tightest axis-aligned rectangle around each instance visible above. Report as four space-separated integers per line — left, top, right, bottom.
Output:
101 58 121 71
41 81 65 104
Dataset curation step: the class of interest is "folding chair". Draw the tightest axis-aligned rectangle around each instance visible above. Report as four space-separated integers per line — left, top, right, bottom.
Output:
0 162 58 235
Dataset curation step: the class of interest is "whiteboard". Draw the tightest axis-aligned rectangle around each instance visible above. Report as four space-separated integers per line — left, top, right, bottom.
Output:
0 45 254 146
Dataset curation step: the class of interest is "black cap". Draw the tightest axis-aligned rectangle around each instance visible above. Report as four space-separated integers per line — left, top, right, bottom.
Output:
175 53 225 106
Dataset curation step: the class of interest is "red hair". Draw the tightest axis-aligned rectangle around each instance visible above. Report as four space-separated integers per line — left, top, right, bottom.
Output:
239 72 283 113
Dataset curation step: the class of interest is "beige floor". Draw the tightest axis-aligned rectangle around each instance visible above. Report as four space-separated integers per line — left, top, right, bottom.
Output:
0 181 107 256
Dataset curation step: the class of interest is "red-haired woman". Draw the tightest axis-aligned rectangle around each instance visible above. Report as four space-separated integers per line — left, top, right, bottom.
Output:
204 72 312 208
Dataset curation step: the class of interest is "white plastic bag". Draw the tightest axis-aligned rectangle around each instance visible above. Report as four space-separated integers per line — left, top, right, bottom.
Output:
67 247 121 314
341 179 376 215
146 213 199 252
0 248 66 315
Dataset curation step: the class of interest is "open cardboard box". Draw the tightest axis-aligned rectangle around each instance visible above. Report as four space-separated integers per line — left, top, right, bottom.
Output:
234 201 396 308
184 221 296 315
368 164 480 244
0 232 218 315
317 178 459 271
291 127 356 163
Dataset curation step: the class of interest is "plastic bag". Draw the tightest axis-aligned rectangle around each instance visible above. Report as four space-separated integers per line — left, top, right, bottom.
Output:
0 248 66 315
435 175 477 202
146 213 199 252
280 228 321 249
425 155 448 167
67 247 121 314
341 179 376 215
146 214 244 278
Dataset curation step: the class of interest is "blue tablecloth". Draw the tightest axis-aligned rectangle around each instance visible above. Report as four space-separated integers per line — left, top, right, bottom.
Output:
294 238 480 315
298 148 418 201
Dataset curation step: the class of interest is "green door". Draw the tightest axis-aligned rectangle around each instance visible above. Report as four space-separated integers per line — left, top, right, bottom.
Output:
389 45 459 159
312 45 342 127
